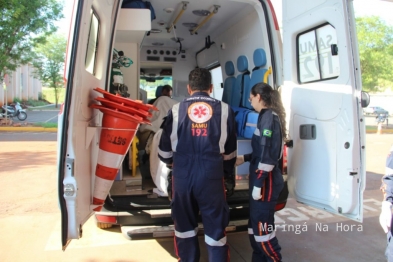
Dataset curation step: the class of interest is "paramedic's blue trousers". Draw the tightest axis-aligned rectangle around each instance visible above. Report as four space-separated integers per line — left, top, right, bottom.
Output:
171 162 230 262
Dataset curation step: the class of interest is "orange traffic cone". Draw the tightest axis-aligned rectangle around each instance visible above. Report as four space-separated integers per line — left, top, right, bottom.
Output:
91 106 140 211
90 87 156 211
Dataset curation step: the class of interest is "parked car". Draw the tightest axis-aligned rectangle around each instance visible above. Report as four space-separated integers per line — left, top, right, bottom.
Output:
364 106 389 116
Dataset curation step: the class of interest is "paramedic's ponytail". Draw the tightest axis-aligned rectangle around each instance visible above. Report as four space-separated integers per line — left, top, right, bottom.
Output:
251 83 288 141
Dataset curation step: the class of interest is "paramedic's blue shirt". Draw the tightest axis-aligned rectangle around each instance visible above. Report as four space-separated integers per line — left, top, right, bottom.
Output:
252 108 283 188
158 92 237 177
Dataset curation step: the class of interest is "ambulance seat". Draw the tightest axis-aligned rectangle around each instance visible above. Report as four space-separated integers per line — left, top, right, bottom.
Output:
222 61 236 104
243 48 268 109
232 55 250 107
148 85 163 104
155 85 163 98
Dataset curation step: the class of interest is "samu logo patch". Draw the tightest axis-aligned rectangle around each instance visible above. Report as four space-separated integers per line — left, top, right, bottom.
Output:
263 129 272 137
187 102 213 123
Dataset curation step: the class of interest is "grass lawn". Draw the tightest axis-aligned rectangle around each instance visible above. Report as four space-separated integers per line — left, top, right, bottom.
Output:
41 87 66 105
366 125 393 134
32 122 58 128
24 87 65 111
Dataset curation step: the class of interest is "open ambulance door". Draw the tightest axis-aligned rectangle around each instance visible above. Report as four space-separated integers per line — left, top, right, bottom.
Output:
281 0 366 222
58 0 121 250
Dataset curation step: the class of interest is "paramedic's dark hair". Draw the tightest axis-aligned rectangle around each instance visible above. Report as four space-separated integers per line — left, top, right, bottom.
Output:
162 85 172 93
251 82 288 141
188 68 211 91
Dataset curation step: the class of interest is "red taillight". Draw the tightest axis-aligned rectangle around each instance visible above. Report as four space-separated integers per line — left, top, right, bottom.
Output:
95 215 117 224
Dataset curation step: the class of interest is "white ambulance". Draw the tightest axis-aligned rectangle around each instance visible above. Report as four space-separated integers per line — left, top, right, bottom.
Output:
58 0 371 250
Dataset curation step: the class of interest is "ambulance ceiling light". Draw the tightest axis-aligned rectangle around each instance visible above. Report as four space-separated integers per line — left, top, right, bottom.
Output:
164 8 174 13
182 23 198 28
150 28 162 33
192 10 210 16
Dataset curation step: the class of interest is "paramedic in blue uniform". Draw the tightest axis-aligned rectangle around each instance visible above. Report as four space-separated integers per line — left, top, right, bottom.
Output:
158 68 237 262
379 144 393 261
236 82 287 262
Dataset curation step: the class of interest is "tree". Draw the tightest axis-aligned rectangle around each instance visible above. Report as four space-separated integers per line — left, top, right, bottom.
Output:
0 0 63 81
355 16 393 92
31 33 67 108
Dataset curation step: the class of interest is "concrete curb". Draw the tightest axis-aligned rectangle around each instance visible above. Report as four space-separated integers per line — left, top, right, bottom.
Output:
0 127 58 132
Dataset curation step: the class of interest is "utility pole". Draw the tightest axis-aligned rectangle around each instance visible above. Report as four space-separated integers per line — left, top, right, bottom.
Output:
3 74 8 124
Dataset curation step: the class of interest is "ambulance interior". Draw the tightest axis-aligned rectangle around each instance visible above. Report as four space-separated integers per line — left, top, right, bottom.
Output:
94 0 288 220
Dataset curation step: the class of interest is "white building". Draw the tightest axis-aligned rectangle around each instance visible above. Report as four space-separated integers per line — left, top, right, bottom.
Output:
1 64 43 107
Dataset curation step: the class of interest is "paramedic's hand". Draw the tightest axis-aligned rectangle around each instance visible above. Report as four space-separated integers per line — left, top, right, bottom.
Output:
252 186 262 200
236 155 245 166
380 201 392 233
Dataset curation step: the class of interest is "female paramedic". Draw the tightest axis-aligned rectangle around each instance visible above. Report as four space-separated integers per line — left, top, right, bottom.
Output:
236 82 287 262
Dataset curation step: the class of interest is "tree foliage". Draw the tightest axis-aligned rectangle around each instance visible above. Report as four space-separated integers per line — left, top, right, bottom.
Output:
355 16 393 92
31 33 67 107
0 0 63 80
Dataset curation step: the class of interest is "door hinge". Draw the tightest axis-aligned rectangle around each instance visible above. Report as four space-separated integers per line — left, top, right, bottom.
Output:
66 158 74 177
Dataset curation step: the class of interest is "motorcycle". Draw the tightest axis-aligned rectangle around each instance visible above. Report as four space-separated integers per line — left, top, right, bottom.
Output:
1 102 27 121
376 113 388 124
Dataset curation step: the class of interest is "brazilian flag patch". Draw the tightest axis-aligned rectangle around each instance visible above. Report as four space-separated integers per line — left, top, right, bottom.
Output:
263 129 272 137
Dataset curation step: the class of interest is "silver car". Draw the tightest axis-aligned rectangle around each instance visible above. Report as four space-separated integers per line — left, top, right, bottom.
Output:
364 106 389 115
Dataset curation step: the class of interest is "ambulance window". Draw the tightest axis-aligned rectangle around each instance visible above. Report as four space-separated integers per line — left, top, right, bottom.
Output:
209 66 223 100
297 23 340 83
139 77 173 101
85 10 100 75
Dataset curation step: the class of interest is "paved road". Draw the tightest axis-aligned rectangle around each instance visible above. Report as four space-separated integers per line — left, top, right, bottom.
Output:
12 109 60 124
0 132 57 141
0 132 391 261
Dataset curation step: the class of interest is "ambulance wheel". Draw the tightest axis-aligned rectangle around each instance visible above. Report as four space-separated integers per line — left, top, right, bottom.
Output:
97 222 113 229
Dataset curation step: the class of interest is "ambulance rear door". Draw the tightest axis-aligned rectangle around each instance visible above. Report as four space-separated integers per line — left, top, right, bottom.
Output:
58 0 121 250
281 0 366 222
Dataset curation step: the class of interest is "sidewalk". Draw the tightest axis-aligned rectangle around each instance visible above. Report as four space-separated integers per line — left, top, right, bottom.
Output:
0 126 58 132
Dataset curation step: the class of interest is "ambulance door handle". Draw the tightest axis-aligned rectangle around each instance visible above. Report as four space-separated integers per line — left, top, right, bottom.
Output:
331 44 338 56
299 124 316 140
